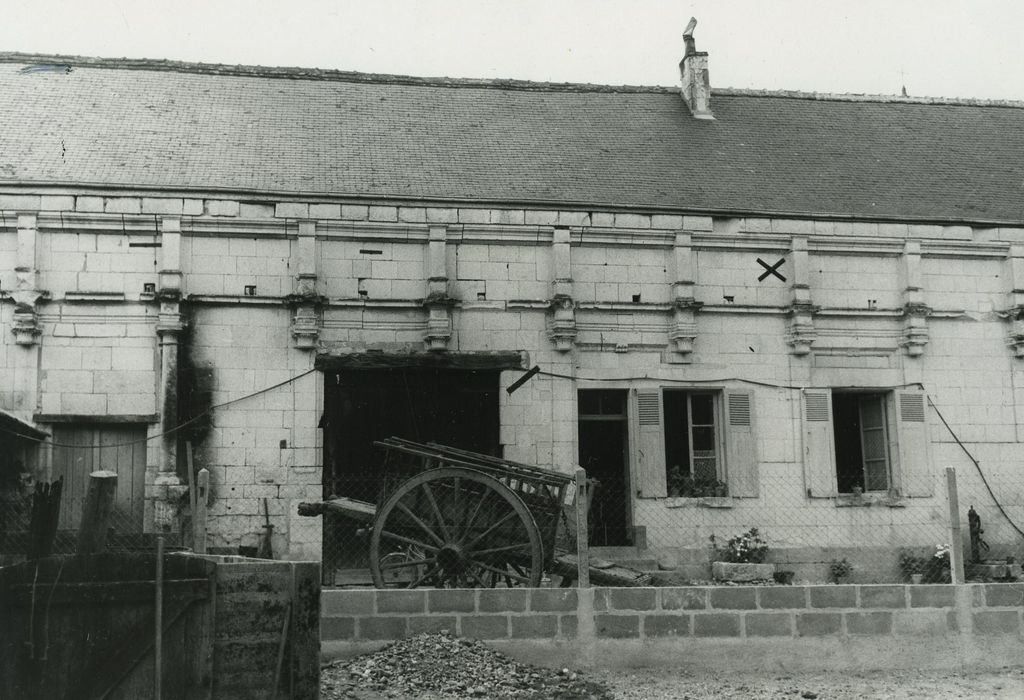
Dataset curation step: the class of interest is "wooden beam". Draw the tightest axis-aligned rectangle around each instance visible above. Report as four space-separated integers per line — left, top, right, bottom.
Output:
77 471 118 554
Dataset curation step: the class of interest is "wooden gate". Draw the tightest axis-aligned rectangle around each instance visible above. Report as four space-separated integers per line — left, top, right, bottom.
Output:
51 425 147 532
0 553 215 700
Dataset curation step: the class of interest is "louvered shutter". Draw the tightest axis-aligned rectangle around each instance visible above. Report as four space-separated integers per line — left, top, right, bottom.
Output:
724 390 758 497
895 390 933 497
634 389 667 498
802 388 837 498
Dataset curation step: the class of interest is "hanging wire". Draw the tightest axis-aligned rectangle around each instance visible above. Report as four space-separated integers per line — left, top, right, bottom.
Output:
927 396 1024 539
535 368 923 392
0 367 318 448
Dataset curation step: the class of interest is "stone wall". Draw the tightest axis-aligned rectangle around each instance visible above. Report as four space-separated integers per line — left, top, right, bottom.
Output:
321 583 1024 671
3 192 1024 561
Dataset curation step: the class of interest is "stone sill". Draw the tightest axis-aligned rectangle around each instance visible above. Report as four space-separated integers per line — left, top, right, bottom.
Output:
835 493 905 508
665 496 733 509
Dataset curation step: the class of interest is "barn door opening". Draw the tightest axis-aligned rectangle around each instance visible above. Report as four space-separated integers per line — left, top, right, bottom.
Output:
320 368 500 581
577 389 632 547
51 424 147 534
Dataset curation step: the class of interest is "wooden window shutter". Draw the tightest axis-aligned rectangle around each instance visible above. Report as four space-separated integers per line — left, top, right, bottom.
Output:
633 389 667 498
724 390 758 497
802 388 837 498
895 390 933 497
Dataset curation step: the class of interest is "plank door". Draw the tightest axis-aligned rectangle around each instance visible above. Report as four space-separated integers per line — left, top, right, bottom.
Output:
52 424 148 531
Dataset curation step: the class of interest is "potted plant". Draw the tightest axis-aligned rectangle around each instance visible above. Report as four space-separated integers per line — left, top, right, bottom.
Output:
925 544 951 583
898 550 926 584
829 557 854 583
710 528 774 582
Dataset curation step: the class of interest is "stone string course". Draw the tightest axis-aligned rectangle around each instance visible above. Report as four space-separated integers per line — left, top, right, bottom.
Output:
322 584 1024 644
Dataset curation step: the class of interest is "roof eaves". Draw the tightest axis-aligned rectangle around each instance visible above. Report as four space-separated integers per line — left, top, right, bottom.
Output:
0 408 48 442
2 181 1023 229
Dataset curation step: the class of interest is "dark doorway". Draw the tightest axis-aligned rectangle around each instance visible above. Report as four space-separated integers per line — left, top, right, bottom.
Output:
323 368 500 502
577 389 631 546
321 368 500 580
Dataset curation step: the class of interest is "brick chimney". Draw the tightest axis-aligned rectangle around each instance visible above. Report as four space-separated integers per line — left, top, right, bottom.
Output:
679 18 713 120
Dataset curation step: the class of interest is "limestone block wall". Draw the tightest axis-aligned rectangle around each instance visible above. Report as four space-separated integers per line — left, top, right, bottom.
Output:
2 192 1024 562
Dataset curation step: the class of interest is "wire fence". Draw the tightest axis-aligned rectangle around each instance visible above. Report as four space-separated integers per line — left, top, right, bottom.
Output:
316 458 1024 588
0 482 166 567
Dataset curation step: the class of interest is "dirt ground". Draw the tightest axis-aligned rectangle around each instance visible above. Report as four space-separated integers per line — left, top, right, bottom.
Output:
590 667 1024 699
325 667 1024 699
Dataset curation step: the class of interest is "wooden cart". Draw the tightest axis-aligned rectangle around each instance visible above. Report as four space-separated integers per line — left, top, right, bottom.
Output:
300 437 650 588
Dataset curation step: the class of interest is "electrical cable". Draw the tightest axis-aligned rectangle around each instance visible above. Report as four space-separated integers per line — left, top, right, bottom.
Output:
927 396 1024 539
535 368 922 392
0 366 319 448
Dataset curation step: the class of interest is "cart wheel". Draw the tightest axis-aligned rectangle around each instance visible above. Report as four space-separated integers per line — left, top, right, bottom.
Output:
370 466 544 588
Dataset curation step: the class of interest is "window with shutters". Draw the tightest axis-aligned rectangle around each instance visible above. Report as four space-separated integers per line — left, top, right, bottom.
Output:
663 391 725 495
802 388 931 499
833 392 891 493
632 387 758 500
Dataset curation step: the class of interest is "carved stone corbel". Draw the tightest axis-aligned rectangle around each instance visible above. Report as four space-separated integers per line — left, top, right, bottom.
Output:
669 297 703 360
900 302 931 357
547 293 577 352
786 301 818 356
1009 314 1024 359
284 293 325 350
11 290 47 345
423 292 454 352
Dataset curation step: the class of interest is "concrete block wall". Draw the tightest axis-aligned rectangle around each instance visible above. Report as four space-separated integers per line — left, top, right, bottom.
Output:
321 583 1024 672
209 557 320 700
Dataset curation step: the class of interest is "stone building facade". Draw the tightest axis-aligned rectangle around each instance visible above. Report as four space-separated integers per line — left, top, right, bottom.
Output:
2 46 1024 574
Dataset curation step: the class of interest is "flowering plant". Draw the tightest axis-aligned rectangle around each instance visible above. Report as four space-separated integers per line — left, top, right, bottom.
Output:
934 544 951 565
710 527 769 563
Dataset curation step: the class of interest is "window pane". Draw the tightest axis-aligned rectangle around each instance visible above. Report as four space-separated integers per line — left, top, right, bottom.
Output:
860 396 884 429
599 391 626 415
578 391 601 416
693 453 717 481
864 459 889 491
692 426 715 451
690 394 714 425
862 428 886 461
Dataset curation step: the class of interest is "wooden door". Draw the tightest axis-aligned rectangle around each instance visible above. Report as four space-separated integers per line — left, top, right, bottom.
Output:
52 425 148 531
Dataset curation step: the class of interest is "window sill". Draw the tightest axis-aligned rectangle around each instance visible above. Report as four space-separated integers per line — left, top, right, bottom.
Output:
835 493 905 508
665 496 734 509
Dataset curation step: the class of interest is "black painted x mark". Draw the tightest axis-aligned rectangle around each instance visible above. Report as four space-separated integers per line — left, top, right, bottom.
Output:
756 257 787 282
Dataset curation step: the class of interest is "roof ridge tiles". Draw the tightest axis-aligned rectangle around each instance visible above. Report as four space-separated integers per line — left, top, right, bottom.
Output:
3 51 1023 107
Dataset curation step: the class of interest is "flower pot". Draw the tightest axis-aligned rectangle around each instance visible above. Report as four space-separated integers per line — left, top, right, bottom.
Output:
911 573 923 584
712 561 775 582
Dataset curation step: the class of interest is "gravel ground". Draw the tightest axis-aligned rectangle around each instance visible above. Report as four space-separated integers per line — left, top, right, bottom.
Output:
590 667 1024 699
322 634 1024 699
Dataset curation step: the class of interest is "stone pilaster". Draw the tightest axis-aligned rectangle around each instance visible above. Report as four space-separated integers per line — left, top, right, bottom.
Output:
668 231 702 360
153 217 186 531
290 221 322 349
1007 245 1024 358
547 227 576 352
423 225 452 351
785 236 817 356
899 240 931 357
11 214 47 345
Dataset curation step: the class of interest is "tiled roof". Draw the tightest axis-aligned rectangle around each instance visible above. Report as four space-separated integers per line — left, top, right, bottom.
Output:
2 53 1024 224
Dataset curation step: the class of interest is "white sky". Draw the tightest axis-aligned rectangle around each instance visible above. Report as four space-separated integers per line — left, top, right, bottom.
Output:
4 0 1024 100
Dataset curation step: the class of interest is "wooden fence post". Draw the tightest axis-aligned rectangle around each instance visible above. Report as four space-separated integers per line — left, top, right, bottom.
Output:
77 471 117 554
946 467 965 584
574 467 590 588
195 468 209 555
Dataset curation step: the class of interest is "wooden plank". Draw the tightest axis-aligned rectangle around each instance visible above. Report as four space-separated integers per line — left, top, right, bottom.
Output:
552 554 652 587
83 595 197 700
7 579 210 605
297 497 376 523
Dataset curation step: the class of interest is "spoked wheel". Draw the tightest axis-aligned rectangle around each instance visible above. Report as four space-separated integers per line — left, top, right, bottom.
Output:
369 466 544 588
